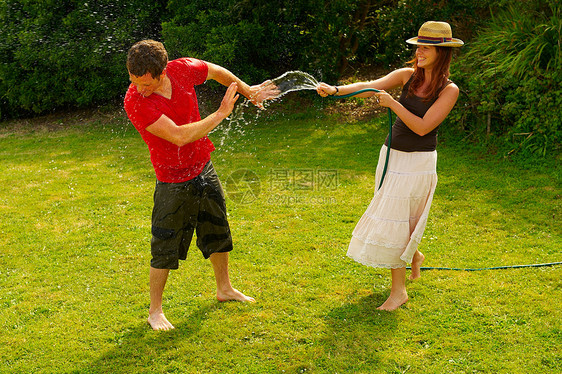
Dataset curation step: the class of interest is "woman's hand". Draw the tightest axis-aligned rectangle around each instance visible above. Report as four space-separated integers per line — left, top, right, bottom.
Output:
316 82 337 97
374 91 394 108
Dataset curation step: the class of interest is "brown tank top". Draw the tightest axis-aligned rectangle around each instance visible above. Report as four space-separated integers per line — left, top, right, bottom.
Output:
384 75 451 152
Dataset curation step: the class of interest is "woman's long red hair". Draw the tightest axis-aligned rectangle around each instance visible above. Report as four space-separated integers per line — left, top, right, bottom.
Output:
407 46 452 101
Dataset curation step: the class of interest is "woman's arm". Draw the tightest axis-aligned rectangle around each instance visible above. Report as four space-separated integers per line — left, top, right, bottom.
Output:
376 83 460 136
317 68 413 98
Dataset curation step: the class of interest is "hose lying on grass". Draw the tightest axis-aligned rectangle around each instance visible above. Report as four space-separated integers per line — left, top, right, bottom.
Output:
408 262 562 271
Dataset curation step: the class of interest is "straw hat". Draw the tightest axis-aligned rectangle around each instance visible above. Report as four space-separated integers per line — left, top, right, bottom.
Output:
406 21 464 47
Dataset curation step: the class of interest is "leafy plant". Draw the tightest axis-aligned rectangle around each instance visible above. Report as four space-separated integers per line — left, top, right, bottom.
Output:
162 0 375 83
0 0 166 119
446 0 561 157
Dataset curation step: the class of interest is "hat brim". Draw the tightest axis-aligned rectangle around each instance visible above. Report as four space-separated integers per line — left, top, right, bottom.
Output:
406 37 464 47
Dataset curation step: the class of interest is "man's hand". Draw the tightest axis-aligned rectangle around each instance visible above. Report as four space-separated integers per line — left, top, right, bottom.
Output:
248 80 280 109
216 82 240 120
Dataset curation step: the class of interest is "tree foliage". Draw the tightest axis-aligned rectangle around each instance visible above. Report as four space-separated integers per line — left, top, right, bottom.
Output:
447 0 561 156
162 0 382 83
0 0 559 158
0 0 166 118
161 0 496 80
0 0 494 117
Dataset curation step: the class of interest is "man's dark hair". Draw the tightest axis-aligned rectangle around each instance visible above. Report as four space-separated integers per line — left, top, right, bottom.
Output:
127 40 168 78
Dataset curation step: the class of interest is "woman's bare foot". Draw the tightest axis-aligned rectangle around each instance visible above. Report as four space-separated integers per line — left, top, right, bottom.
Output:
377 292 408 311
147 311 175 331
217 288 255 303
409 251 425 280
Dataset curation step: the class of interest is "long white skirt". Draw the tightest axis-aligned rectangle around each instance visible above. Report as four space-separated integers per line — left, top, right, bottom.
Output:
347 145 437 269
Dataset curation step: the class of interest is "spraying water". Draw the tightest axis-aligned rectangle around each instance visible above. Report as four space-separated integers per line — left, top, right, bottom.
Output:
270 70 319 99
220 99 254 147
216 70 320 148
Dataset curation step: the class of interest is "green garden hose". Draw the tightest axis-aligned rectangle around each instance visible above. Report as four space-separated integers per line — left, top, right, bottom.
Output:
332 88 393 190
408 262 562 271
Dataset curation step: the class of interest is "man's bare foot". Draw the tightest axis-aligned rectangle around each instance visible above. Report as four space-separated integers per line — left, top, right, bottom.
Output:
216 288 255 303
377 293 408 311
148 311 175 331
409 251 425 280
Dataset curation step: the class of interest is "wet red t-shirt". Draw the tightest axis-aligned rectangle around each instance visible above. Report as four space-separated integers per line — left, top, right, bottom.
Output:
124 58 215 183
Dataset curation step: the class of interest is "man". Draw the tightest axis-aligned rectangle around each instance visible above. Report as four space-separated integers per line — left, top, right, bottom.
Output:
124 40 275 331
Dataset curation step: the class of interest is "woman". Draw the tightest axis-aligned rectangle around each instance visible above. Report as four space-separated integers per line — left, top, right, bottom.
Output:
317 21 463 311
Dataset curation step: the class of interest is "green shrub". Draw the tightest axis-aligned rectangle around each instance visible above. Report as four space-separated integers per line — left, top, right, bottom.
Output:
447 0 561 157
162 0 371 83
0 0 500 119
371 0 498 68
161 1 499 82
0 0 166 119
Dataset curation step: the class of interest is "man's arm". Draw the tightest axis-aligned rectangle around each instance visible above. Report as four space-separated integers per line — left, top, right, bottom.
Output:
206 62 279 108
145 82 239 147
206 62 253 100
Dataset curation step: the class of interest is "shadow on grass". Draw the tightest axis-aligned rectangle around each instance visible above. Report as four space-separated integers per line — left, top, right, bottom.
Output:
75 302 220 374
315 292 398 370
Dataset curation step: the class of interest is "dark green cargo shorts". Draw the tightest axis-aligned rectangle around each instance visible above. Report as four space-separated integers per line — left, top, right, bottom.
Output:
150 161 233 269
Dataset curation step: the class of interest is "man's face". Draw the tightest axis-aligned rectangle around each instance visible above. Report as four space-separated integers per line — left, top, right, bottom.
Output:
129 71 164 97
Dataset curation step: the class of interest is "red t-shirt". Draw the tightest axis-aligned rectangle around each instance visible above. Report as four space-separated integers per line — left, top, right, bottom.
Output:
124 58 215 183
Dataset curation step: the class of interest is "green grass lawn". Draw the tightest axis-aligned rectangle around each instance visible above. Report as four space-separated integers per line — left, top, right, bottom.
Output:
0 103 560 373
